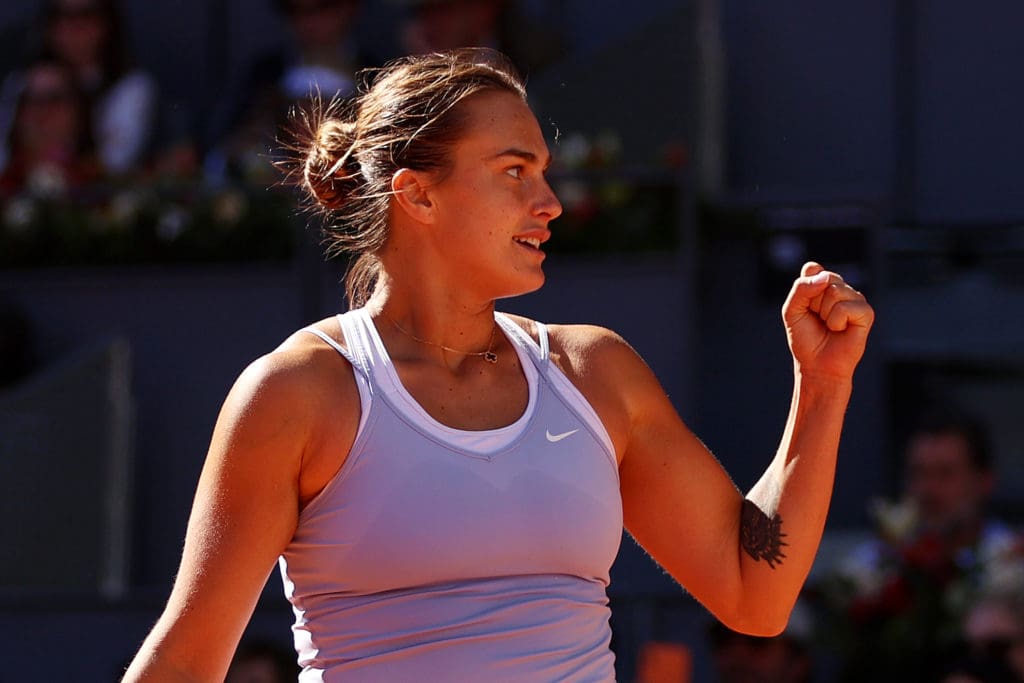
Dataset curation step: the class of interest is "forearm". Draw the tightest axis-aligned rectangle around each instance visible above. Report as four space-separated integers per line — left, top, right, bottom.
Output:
737 371 853 632
121 643 210 683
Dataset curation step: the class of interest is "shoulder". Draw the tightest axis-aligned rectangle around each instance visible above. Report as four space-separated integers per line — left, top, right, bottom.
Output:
104 70 157 101
209 319 361 499
501 313 634 358
502 313 646 378
222 319 360 434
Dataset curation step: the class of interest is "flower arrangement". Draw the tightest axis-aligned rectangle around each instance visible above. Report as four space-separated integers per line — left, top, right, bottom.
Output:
0 176 297 268
545 130 685 255
814 498 1024 679
0 128 691 268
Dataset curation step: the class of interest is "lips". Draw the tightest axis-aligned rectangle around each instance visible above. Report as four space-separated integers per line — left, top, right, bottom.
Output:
512 230 550 251
513 236 542 249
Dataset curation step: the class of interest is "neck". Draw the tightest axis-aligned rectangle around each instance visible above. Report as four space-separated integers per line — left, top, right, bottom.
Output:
364 278 499 369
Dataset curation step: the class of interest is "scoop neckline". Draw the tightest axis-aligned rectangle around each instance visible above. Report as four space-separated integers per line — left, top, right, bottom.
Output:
355 308 539 441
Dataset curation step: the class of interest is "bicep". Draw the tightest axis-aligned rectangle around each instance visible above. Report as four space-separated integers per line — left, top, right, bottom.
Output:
617 363 746 621
129 359 308 680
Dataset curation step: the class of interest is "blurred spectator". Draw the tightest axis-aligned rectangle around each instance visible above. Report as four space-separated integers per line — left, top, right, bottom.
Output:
846 408 1015 580
225 638 299 683
819 408 1024 681
398 0 565 78
707 601 814 683
207 0 380 183
40 0 158 175
905 409 998 546
0 58 100 198
940 590 1024 683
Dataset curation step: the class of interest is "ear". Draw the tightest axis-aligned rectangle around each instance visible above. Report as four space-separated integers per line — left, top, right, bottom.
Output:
391 168 435 224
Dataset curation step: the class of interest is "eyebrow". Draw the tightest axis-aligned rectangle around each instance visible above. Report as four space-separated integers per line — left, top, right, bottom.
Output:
491 148 552 170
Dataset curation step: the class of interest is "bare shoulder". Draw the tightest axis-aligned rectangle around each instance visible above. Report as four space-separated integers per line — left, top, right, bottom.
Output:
232 318 358 415
121 320 359 680
501 313 644 377
214 317 361 506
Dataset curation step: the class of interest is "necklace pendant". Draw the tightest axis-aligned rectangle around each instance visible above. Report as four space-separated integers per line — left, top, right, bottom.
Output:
483 351 498 364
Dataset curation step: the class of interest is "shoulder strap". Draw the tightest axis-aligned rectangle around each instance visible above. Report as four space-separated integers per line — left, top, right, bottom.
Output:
299 311 373 383
302 327 353 361
535 321 550 360
301 313 374 435
334 310 375 379
495 313 549 362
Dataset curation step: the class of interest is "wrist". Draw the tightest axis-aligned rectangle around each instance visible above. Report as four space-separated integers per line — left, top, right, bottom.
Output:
793 366 854 398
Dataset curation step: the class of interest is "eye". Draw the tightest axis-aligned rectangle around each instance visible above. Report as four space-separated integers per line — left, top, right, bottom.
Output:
505 166 523 179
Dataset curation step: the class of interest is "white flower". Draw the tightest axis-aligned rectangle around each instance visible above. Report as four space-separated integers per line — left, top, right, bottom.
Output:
26 163 68 198
156 206 190 242
837 542 889 598
3 197 36 234
978 531 1024 595
869 497 919 544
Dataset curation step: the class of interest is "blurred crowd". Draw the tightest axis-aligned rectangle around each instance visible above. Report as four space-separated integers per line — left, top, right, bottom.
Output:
812 408 1024 683
0 0 565 200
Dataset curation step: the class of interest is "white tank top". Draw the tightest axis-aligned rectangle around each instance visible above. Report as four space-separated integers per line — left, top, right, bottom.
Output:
279 308 623 682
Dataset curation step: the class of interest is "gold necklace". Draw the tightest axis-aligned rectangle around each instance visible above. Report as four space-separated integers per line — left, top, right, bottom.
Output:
386 315 499 363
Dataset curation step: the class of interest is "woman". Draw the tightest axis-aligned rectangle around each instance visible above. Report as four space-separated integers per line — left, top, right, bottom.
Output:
941 591 1024 683
123 48 874 681
42 0 157 174
208 0 377 183
0 58 99 197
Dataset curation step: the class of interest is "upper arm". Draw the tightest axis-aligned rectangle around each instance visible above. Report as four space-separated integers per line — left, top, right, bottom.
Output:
563 327 748 623
125 351 327 680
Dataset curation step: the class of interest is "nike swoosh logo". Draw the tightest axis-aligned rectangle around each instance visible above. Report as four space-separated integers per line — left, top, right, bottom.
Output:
546 429 579 443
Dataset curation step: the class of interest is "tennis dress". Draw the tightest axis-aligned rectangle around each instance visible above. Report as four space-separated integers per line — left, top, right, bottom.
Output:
280 308 623 682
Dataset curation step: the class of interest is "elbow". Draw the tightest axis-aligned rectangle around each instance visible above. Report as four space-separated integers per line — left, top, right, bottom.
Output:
714 594 797 638
738 615 790 639
719 613 790 639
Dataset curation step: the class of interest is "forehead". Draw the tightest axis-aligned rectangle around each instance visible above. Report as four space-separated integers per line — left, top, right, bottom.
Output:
907 432 973 469
966 602 1022 637
26 65 72 90
453 90 548 159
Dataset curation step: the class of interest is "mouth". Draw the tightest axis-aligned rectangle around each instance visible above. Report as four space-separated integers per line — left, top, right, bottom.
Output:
513 236 543 250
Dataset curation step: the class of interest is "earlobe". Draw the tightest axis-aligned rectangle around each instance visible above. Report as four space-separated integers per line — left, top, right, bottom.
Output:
391 168 434 223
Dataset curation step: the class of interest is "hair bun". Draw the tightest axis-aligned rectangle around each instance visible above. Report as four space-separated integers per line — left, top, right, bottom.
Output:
304 119 360 211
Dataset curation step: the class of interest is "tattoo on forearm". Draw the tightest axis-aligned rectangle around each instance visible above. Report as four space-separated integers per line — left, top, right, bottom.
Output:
740 499 788 569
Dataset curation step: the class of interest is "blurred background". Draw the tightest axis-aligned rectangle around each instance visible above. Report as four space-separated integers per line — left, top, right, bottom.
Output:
1 1 1023 681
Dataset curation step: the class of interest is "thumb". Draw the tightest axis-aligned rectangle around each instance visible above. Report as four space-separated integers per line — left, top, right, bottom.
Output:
784 267 833 320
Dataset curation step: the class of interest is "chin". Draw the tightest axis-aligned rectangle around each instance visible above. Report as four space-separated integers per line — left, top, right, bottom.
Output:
495 270 546 301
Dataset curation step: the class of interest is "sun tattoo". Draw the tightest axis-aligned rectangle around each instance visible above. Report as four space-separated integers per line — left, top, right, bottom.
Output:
740 499 788 569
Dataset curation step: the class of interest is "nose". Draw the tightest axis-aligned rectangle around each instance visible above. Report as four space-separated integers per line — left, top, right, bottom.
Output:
534 178 563 221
